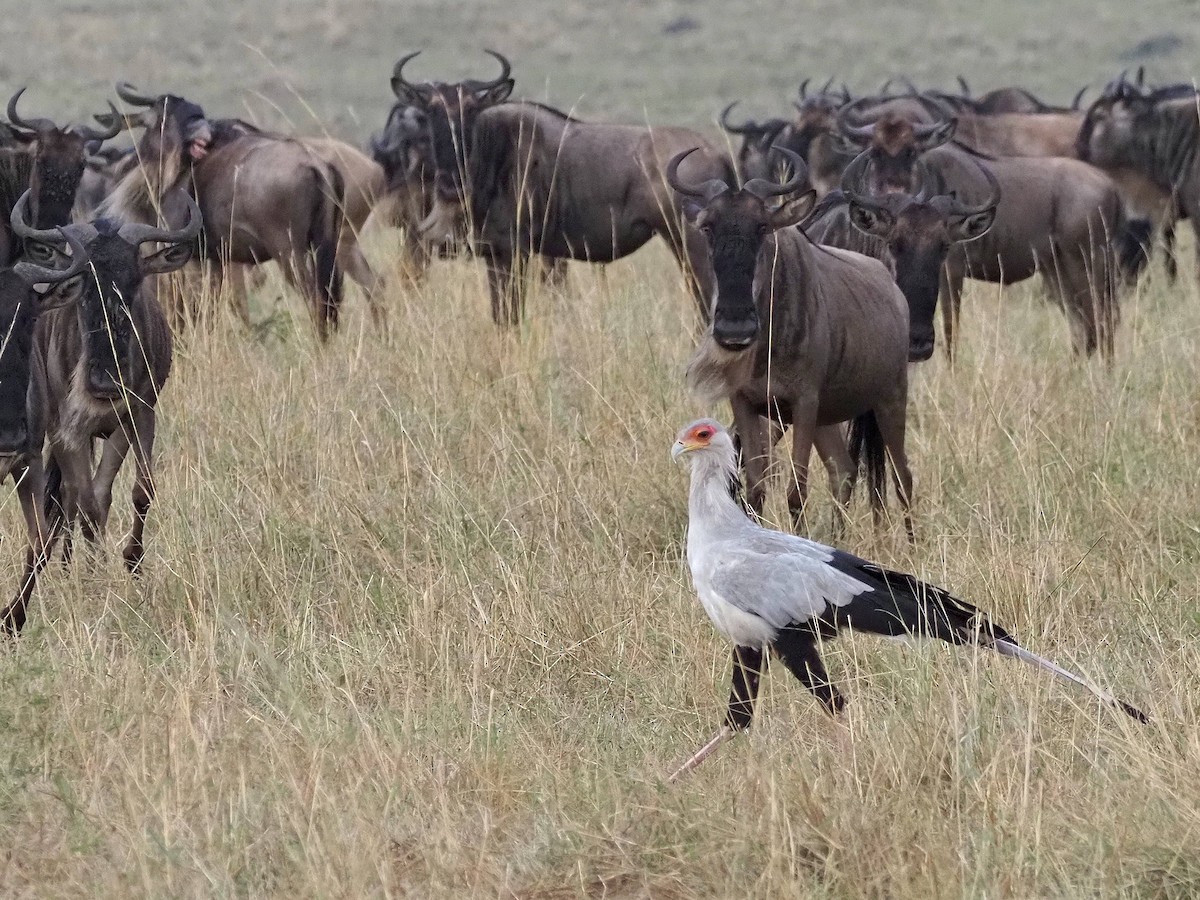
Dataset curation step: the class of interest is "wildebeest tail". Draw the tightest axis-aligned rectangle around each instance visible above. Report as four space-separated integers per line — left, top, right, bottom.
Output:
308 162 344 336
1116 216 1153 281
848 410 887 510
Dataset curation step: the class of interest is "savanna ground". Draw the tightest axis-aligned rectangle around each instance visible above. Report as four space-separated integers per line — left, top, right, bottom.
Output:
2 0 1200 897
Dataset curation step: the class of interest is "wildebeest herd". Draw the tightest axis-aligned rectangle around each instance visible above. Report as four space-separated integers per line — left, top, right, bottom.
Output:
0 55 1192 732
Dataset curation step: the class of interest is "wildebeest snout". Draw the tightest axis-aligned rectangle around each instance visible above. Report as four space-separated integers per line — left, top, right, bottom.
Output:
87 363 124 399
713 313 759 351
908 333 935 362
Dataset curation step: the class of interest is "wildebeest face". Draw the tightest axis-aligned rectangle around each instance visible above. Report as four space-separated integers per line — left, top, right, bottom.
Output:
850 199 994 360
686 190 814 351
370 104 432 187
842 114 957 194
98 83 213 165
390 51 514 207
841 150 998 361
1076 94 1143 166
68 224 190 399
790 97 842 159
5 88 123 229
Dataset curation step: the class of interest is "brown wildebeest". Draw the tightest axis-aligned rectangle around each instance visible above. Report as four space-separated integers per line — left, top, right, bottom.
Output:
1077 79 1200 281
0 88 121 262
208 119 387 306
0 233 91 635
842 113 1130 359
804 151 1000 361
10 188 199 589
96 83 347 339
391 50 730 324
670 147 913 536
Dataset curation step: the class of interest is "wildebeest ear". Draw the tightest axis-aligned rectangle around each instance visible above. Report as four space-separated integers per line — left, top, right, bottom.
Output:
141 243 193 275
477 79 514 105
682 200 705 224
769 190 817 230
950 208 996 243
848 202 894 237
915 119 957 152
391 81 432 107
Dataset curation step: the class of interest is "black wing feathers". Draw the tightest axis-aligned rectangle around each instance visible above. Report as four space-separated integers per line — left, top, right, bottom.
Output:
823 549 1018 646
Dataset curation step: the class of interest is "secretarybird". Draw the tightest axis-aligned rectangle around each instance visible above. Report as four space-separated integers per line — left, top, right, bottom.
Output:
669 418 1147 780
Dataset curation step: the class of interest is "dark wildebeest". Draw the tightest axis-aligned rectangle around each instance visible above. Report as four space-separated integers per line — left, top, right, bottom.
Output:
804 152 1000 361
391 50 731 324
719 103 790 183
369 99 439 282
0 233 90 635
0 88 121 262
97 83 348 338
841 113 1130 358
9 188 199 598
1077 80 1200 281
670 147 913 536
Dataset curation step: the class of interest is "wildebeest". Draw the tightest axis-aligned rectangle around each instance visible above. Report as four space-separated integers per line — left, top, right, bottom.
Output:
97 83 348 338
804 151 1000 361
391 50 732 324
1077 80 1200 281
369 98 440 282
842 113 1129 358
0 233 90 635
670 147 913 535
9 188 199 593
719 103 789 182
0 88 121 262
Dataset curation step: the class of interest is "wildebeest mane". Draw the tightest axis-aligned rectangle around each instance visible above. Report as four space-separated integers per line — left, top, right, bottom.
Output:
1134 102 1200 192
467 102 576 245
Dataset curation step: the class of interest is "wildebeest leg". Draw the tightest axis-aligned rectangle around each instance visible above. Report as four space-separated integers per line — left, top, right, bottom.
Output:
51 442 102 559
786 418 817 531
485 250 523 326
1162 218 1178 282
1052 245 1105 358
729 396 770 517
939 267 965 361
873 400 915 542
93 429 133 533
341 239 385 326
122 409 158 574
223 261 253 325
813 425 855 538
538 257 568 289
1 464 52 635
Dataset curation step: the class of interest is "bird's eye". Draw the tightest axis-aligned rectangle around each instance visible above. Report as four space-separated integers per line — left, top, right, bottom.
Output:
697 429 712 439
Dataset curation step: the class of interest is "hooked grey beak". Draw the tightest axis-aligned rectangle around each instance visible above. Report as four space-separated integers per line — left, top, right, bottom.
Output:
671 440 689 461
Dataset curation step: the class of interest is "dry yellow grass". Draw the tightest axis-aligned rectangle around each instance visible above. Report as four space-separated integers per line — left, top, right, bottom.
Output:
0 230 1198 897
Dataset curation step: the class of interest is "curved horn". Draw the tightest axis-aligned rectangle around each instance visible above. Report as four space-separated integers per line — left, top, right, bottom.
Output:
665 148 729 201
900 76 920 96
957 75 972 97
946 157 1002 217
9 190 63 244
836 98 878 141
6 88 57 136
117 192 203 245
1071 85 1088 110
880 78 895 96
744 146 809 199
719 102 757 135
13 229 90 286
70 101 123 142
474 49 512 91
391 51 423 100
820 76 835 95
838 150 884 208
115 81 157 107
798 78 810 99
